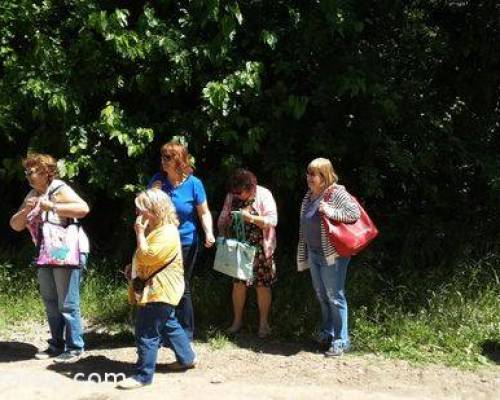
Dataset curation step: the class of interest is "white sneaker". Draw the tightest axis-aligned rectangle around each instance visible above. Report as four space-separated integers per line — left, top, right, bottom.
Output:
116 377 148 390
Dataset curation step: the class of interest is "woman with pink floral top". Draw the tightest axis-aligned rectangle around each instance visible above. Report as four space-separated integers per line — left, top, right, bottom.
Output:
217 169 278 338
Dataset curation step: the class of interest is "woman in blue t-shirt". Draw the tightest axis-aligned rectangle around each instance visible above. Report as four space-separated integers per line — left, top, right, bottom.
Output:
149 141 215 342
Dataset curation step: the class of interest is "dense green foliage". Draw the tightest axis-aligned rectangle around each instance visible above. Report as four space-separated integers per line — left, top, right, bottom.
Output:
1 2 500 369
1 1 500 269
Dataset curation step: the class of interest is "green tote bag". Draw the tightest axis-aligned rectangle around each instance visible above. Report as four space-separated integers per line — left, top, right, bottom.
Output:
213 211 256 280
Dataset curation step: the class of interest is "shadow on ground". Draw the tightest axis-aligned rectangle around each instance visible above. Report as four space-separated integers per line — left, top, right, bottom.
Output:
481 340 500 365
48 355 134 381
84 329 134 351
0 341 38 362
47 354 191 381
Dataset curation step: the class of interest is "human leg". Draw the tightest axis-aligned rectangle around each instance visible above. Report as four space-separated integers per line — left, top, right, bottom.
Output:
132 304 163 384
256 286 272 337
308 251 333 341
175 243 198 341
37 268 65 352
160 304 196 368
53 267 84 352
227 282 247 333
322 257 350 355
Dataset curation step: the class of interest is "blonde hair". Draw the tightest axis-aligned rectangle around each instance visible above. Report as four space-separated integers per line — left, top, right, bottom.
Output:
23 153 59 182
307 158 338 188
134 189 179 227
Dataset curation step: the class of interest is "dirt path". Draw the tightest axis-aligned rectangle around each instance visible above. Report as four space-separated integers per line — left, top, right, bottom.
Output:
0 326 498 400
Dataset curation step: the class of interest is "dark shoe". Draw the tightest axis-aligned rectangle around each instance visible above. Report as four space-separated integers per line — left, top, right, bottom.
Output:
53 350 84 364
325 344 344 357
34 347 63 360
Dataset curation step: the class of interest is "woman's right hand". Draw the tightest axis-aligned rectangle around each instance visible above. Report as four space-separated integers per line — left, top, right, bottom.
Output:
24 197 39 213
134 215 149 236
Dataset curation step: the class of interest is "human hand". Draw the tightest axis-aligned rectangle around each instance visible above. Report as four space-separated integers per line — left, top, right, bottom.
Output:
240 209 253 223
24 197 39 212
134 215 149 236
318 200 328 214
39 198 55 212
204 232 216 248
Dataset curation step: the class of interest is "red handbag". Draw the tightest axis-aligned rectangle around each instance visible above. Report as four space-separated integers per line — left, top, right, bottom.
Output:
321 190 378 257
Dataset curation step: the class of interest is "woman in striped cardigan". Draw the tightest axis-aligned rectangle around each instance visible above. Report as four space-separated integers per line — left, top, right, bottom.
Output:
297 158 360 357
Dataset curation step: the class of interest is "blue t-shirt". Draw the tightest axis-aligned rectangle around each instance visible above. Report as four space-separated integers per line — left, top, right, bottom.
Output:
148 173 207 246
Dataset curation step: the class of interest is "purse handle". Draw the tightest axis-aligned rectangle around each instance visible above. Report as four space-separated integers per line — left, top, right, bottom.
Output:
231 211 247 243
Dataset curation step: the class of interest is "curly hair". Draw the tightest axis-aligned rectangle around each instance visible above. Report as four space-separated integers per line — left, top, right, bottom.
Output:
23 153 59 182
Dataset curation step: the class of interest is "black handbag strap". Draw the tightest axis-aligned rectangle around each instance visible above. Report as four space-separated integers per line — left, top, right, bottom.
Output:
142 253 178 283
42 183 79 227
42 183 66 224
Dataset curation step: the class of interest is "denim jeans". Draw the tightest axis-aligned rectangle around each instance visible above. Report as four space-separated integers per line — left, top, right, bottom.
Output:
308 249 350 349
175 243 199 341
134 302 195 384
37 253 87 352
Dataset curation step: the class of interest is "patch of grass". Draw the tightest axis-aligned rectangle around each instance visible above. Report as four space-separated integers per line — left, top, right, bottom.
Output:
80 269 130 324
206 330 233 350
349 256 500 368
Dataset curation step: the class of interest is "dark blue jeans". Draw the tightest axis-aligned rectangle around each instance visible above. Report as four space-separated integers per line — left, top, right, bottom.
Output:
37 253 88 352
175 243 199 341
134 302 195 384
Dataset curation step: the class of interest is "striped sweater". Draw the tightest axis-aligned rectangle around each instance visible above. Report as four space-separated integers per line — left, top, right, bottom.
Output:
297 184 360 271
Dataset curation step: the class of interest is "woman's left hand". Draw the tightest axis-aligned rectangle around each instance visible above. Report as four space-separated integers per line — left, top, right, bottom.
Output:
204 233 216 248
318 200 328 214
240 209 253 223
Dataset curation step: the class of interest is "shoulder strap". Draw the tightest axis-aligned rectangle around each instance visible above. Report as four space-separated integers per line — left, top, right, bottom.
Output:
42 183 73 225
143 253 178 282
47 183 66 199
231 211 248 242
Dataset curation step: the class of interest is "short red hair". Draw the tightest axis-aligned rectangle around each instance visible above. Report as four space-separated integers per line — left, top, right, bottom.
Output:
23 153 58 182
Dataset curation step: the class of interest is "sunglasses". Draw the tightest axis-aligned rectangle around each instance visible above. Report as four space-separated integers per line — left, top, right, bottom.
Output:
161 154 174 162
232 190 243 196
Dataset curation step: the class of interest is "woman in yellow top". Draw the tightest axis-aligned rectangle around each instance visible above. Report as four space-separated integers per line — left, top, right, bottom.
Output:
118 189 196 390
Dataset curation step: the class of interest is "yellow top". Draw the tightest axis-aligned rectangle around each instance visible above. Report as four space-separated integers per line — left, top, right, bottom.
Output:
129 224 184 306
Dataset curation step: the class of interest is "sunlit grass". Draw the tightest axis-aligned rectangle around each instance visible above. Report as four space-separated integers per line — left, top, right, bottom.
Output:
0 252 498 369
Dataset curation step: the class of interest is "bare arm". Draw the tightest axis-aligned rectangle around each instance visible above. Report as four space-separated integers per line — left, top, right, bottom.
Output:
10 197 38 232
196 201 215 248
39 186 90 219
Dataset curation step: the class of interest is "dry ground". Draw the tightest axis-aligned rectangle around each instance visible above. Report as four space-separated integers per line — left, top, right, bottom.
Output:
0 324 498 400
